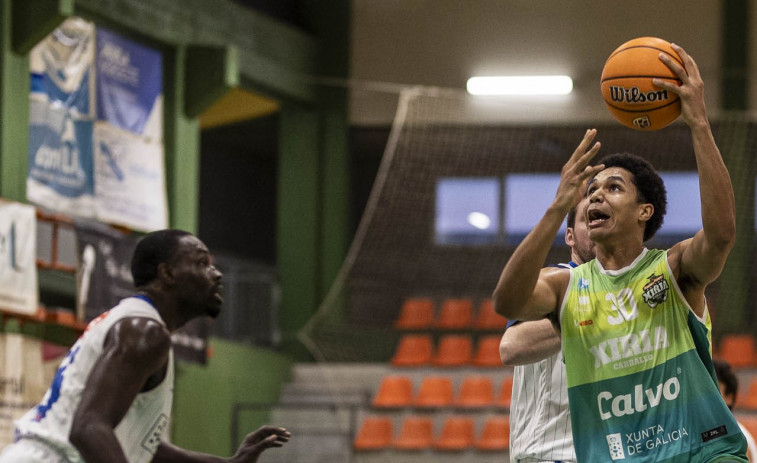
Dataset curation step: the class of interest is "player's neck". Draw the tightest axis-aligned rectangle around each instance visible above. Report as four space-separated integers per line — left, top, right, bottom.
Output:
595 241 645 271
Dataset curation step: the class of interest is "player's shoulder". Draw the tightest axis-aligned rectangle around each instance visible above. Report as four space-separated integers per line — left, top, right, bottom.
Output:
107 317 171 357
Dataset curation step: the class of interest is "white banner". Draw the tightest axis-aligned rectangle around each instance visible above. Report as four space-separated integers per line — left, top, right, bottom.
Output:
0 202 38 315
94 122 168 232
0 334 61 447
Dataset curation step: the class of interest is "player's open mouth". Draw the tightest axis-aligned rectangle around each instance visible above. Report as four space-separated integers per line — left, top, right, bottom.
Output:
588 209 610 227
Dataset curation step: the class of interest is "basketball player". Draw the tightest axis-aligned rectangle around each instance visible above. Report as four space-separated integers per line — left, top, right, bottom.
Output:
493 43 748 461
713 358 757 462
0 230 290 463
500 196 593 463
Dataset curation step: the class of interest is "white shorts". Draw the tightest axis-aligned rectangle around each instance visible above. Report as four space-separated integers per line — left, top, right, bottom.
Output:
0 438 72 463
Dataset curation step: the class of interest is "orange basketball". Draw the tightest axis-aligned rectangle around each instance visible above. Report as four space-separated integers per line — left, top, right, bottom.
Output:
600 37 684 131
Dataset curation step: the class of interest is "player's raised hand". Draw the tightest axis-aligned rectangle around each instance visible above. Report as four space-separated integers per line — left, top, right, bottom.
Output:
554 129 604 212
230 426 291 463
654 43 707 128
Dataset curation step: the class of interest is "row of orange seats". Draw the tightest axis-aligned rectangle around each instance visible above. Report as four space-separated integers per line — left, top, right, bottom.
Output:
395 298 507 331
373 375 513 409
392 334 503 367
355 414 509 451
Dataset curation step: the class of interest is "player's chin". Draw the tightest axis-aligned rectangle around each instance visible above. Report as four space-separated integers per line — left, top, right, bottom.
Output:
206 300 222 319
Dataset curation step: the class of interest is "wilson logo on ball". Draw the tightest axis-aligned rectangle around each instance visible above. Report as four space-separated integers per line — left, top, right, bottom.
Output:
608 86 670 104
600 36 685 131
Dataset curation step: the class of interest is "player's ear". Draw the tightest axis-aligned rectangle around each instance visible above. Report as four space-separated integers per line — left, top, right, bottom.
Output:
157 262 175 285
638 204 654 223
565 227 575 247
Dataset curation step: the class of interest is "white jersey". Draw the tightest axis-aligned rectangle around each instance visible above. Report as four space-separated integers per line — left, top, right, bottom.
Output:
509 350 575 462
508 261 576 463
11 296 173 463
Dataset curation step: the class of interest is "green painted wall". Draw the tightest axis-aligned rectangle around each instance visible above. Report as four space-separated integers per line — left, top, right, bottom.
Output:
172 338 293 455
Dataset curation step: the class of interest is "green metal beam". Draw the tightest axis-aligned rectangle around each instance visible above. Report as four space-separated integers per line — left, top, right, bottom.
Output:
12 0 73 54
184 45 238 118
721 0 749 109
74 0 316 103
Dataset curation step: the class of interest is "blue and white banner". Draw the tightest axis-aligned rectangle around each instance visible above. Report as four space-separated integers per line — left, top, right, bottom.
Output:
28 18 97 216
96 27 163 140
29 17 95 117
27 100 96 217
0 202 38 315
94 122 168 232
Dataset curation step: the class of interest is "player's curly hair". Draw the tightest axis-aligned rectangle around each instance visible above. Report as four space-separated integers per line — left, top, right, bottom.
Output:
593 153 667 242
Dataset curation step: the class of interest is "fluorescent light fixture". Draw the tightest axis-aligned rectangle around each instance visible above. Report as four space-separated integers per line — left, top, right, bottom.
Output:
466 75 573 96
467 212 492 230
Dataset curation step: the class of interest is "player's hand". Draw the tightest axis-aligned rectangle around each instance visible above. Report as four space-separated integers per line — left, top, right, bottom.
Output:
554 129 603 212
229 426 291 463
654 43 707 128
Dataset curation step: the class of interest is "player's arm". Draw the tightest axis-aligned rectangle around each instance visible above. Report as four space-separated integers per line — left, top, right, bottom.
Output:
69 318 172 463
500 318 560 366
656 45 736 302
153 426 290 463
493 129 603 321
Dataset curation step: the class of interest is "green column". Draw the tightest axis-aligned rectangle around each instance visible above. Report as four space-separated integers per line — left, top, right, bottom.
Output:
278 104 320 358
164 45 200 233
716 0 751 336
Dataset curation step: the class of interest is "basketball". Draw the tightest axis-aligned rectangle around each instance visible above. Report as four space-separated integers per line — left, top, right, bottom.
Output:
600 37 684 131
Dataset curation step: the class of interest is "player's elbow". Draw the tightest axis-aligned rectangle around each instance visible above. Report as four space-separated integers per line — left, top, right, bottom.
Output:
492 289 522 319
499 338 517 367
69 416 102 453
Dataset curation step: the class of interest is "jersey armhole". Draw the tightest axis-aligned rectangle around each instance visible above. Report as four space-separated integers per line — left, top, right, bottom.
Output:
556 268 574 332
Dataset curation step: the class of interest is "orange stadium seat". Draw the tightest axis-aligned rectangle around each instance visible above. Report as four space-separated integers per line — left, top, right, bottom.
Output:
414 376 454 408
739 378 757 410
354 416 394 450
434 416 475 450
496 376 514 408
455 376 493 408
391 334 433 367
474 298 508 330
394 297 435 330
475 416 510 450
372 375 413 408
718 334 757 368
472 335 503 368
432 335 473 367
394 415 434 450
434 298 473 329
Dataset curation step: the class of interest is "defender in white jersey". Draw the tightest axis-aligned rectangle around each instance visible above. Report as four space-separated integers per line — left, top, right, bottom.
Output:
500 197 594 463
493 43 747 461
1 230 290 463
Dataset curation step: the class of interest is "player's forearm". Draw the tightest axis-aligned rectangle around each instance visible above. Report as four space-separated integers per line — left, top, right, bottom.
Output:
153 442 227 463
691 121 736 249
69 423 129 463
499 319 561 366
493 204 566 319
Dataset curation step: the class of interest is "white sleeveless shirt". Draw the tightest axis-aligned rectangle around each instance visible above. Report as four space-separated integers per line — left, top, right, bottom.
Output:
14 296 174 463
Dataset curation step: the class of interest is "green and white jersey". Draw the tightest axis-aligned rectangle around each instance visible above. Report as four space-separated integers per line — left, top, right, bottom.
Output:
560 248 746 462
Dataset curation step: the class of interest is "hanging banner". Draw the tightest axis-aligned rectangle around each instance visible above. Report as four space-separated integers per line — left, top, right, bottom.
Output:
96 27 163 140
0 202 37 315
0 333 66 447
29 17 94 117
93 122 168 232
74 221 137 322
27 103 96 217
28 18 96 216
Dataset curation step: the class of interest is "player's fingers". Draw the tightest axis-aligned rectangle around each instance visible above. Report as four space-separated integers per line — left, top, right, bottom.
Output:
657 52 687 83
576 141 602 168
570 129 598 162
